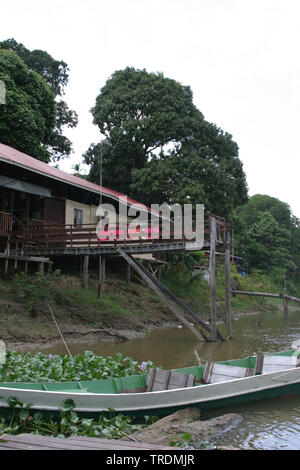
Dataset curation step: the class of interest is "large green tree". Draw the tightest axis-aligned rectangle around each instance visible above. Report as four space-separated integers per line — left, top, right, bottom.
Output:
85 67 248 215
0 39 78 160
230 194 300 289
0 49 56 162
84 67 203 193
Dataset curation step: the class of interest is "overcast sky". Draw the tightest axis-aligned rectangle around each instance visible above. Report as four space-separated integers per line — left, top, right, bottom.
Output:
2 0 300 218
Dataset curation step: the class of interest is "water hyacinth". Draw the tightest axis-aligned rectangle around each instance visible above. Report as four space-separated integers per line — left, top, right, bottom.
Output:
0 350 154 383
0 399 143 439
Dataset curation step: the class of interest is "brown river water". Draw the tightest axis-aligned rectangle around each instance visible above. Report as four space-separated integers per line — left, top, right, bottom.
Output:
26 307 300 450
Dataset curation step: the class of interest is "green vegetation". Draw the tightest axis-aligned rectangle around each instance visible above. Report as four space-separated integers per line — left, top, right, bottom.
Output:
0 398 142 439
162 254 280 319
0 352 151 439
231 194 300 295
84 67 247 216
0 38 78 161
0 350 153 383
12 264 62 314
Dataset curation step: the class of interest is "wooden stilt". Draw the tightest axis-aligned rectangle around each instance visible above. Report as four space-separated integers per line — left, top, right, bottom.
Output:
38 262 44 275
284 296 289 318
4 236 10 277
209 217 217 341
225 230 232 340
102 256 106 284
14 242 18 271
98 256 106 298
82 255 89 289
126 262 131 287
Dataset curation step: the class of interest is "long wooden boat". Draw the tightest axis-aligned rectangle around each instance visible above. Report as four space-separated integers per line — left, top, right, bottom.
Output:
0 349 300 417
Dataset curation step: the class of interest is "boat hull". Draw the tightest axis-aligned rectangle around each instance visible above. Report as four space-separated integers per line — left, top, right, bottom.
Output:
1 367 300 417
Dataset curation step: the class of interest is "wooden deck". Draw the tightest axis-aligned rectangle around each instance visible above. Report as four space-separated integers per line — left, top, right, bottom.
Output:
0 433 174 450
5 217 227 257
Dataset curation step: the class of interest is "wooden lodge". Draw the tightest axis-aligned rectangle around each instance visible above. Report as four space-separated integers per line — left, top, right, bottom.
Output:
0 143 227 258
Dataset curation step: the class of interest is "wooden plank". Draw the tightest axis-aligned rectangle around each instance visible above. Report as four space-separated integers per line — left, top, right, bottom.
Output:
146 368 195 391
231 290 282 298
0 253 49 262
1 433 174 450
255 354 264 374
203 363 254 383
61 435 174 450
256 354 300 374
286 295 300 303
263 355 300 366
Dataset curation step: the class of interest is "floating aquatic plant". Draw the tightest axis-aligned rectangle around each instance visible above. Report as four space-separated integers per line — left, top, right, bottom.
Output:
0 350 154 383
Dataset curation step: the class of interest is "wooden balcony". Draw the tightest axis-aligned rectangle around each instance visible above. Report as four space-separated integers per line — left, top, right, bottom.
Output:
8 216 228 255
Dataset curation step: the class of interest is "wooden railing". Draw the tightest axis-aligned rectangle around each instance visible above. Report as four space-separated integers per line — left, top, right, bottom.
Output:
0 211 12 233
9 216 228 250
26 218 45 229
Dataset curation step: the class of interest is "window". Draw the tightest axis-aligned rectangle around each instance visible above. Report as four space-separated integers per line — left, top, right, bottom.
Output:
74 208 83 227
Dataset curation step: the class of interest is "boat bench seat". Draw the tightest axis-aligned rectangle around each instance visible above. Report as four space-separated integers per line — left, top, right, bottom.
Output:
202 362 254 384
255 354 300 374
146 368 195 392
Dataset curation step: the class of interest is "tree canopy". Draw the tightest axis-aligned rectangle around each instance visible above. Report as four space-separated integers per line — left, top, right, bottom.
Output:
0 39 77 161
85 67 248 215
230 194 300 289
0 49 56 162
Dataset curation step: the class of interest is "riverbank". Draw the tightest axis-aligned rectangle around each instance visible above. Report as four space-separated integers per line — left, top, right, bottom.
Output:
0 271 281 352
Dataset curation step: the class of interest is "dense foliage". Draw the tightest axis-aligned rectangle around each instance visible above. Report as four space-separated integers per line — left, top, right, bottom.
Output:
84 67 248 215
13 266 62 313
0 398 142 439
0 38 78 161
0 351 153 439
0 350 153 383
230 194 300 291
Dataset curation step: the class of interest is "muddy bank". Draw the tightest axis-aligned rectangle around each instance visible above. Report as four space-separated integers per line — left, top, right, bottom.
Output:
0 274 276 353
8 321 180 352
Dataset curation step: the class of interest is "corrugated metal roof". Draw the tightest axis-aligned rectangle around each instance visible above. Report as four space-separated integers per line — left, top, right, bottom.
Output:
0 143 144 208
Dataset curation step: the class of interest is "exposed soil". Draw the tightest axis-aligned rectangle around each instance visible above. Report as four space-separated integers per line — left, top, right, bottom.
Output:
0 273 281 353
0 275 181 352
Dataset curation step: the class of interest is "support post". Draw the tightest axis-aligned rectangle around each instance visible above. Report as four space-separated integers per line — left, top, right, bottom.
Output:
284 296 289 318
82 255 89 289
98 256 106 298
126 262 131 287
14 241 18 271
4 236 10 277
38 262 44 275
225 230 232 340
209 216 217 341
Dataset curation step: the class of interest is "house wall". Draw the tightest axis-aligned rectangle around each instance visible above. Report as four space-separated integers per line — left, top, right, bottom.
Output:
65 199 129 226
65 199 97 225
